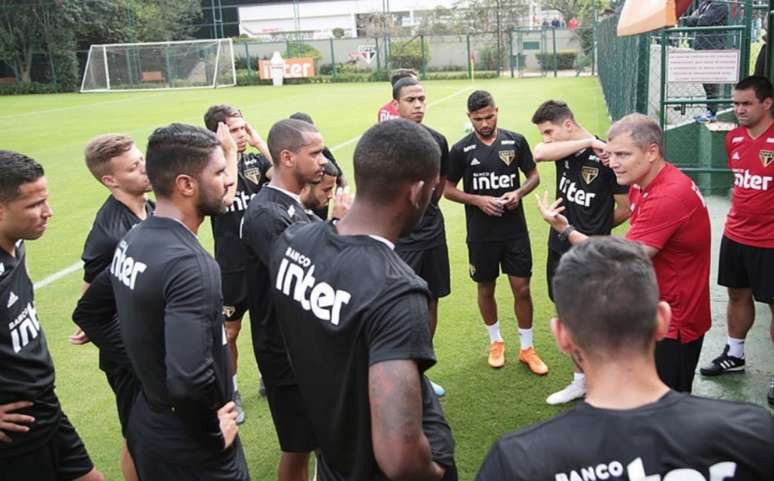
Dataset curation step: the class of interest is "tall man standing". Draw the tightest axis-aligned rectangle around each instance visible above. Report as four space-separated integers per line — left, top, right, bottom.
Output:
445 91 545 374
392 77 451 396
701 76 774 407
377 69 417 123
538 113 711 393
110 124 247 480
204 104 272 420
531 100 630 403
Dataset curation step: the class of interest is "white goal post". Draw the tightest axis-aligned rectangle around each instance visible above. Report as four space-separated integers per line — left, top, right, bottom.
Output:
81 38 236 93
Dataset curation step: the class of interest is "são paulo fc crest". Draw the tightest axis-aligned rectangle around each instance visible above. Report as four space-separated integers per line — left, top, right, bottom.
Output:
244 168 262 185
760 150 774 167
223 305 236 318
581 166 599 184
498 150 515 166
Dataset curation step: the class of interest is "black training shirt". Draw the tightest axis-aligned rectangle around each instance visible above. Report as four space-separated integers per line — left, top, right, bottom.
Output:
476 391 774 481
549 147 627 253
241 185 317 386
448 129 536 243
396 125 449 251
0 241 60 458
211 152 271 274
270 221 455 480
81 195 154 283
110 216 232 453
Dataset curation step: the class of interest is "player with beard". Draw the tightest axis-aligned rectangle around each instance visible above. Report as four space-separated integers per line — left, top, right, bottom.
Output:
300 161 343 218
204 104 272 421
392 77 450 396
241 119 329 481
531 100 630 404
445 91 545 374
0 151 104 481
377 69 417 123
476 237 774 481
110 124 248 481
269 118 456 481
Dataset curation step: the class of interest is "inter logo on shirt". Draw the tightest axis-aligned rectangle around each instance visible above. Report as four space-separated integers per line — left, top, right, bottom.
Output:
581 166 599 185
760 149 774 167
8 302 40 354
498 150 515 166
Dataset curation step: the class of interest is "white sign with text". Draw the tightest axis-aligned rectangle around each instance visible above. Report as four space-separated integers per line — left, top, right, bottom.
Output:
667 50 740 83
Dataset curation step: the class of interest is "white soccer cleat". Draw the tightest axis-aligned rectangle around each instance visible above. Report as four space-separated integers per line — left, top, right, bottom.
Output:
546 381 586 405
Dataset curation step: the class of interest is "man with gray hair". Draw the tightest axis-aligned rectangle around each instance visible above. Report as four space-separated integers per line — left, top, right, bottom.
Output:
537 113 711 393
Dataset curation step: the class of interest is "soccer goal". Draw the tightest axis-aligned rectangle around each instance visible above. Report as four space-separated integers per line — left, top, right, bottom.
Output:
81 38 236 92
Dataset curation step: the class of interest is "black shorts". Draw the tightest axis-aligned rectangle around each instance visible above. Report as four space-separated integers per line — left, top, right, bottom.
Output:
222 271 249 321
467 237 532 283
396 244 451 299
546 248 563 302
106 365 141 437
265 383 318 453
718 236 774 304
0 414 94 481
655 335 704 393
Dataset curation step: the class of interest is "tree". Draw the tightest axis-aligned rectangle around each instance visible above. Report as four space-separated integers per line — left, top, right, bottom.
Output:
542 0 610 23
332 27 346 39
132 0 202 42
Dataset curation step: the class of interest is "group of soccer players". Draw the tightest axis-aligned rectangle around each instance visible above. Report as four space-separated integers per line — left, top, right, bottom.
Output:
1 68 774 481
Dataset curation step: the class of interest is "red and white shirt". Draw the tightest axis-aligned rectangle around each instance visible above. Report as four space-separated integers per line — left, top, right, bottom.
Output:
724 122 774 248
377 101 399 123
626 163 712 343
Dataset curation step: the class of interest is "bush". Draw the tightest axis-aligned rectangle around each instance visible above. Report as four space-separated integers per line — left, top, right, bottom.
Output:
0 81 71 95
285 42 322 62
536 51 578 70
476 45 505 71
388 38 431 71
427 64 465 72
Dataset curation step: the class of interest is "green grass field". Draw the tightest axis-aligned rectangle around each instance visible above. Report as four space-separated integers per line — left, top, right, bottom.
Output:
1 77 613 480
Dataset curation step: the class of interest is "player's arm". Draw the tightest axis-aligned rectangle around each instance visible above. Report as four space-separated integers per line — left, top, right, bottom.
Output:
164 258 236 451
72 269 120 350
501 167 539 210
246 122 272 163
0 400 35 443
532 137 602 162
217 122 239 205
612 193 632 227
370 360 445 481
536 191 589 246
444 179 505 216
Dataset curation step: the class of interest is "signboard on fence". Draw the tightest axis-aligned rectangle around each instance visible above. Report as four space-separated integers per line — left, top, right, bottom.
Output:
259 57 316 79
667 50 740 83
357 46 377 64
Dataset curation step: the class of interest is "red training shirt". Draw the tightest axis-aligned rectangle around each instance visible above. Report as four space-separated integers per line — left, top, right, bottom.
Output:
626 162 711 343
724 122 774 248
377 101 399 123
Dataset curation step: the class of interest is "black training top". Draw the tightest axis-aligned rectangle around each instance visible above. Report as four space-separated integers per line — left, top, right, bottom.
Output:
270 221 455 480
211 152 271 275
396 124 449 251
549 147 628 253
476 391 774 481
448 129 536 243
0 241 60 459
81 195 154 283
241 185 317 387
110 216 232 453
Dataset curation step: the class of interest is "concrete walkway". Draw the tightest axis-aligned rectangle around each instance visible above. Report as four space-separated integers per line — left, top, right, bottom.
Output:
693 194 773 410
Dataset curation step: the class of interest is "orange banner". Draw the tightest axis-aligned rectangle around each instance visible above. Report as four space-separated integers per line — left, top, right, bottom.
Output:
259 57 316 79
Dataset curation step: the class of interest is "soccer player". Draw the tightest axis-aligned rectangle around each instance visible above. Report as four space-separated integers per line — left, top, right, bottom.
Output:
110 124 248 480
377 68 418 123
701 76 774 407
241 119 328 481
0 151 103 481
392 77 451 395
269 118 456 481
537 113 711 393
445 91 545 374
300 161 342 218
475 237 774 481
73 133 155 481
204 104 272 422
530 100 630 403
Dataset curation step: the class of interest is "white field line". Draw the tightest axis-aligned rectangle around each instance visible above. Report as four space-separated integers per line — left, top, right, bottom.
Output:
32 85 474 290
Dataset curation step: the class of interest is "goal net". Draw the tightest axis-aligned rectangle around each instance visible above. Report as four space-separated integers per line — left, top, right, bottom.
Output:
81 38 236 92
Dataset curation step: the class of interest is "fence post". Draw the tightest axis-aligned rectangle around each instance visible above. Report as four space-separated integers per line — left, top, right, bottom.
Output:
419 34 426 79
635 34 650 114
740 0 753 78
496 32 502 77
164 45 173 87
508 30 514 78
592 0 597 75
466 34 472 79
768 2 774 80
517 30 522 75
286 39 291 57
244 43 252 82
659 30 667 130
552 27 558 77
47 51 58 88
330 38 337 81
375 37 382 71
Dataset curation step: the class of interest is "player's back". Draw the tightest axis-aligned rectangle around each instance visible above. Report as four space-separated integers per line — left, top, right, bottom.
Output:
476 391 774 481
270 221 452 480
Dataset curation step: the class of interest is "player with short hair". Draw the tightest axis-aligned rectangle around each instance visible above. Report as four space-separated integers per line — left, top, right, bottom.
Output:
476 237 774 481
204 103 272 421
538 113 712 393
377 68 418 123
0 150 104 481
241 118 330 481
110 124 248 481
701 75 774 407
270 118 456 481
445 90 545 374
300 161 343 218
392 77 451 396
530 100 630 403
